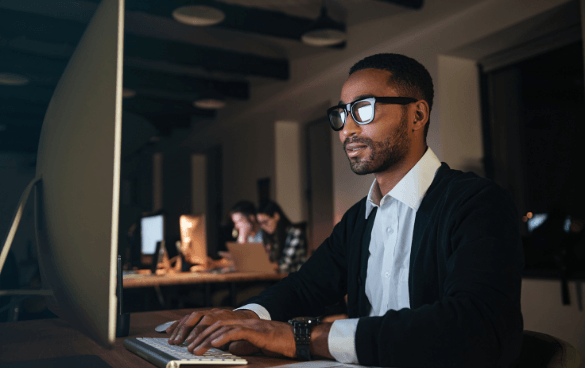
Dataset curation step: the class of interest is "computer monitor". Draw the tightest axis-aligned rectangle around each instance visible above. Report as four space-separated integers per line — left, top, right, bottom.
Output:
140 214 165 257
0 0 124 348
527 213 572 233
179 214 207 266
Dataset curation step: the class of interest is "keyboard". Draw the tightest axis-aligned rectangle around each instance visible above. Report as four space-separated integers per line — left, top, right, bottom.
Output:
124 337 248 367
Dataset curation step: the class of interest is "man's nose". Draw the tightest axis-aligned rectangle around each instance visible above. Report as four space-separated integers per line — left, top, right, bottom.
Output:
339 114 361 142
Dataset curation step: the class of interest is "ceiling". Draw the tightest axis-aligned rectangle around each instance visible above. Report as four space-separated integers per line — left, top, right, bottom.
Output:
0 0 424 153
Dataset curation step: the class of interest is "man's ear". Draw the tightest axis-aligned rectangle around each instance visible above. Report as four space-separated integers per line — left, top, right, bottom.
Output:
273 212 280 222
412 100 430 132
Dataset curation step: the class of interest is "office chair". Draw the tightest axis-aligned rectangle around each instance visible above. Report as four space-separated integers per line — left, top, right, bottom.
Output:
514 330 581 368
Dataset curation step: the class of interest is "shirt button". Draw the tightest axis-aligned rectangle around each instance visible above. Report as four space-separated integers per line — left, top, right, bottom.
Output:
387 227 393 234
385 272 390 278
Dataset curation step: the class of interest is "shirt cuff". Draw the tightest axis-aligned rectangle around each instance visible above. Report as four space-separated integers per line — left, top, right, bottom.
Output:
234 303 271 320
328 318 359 364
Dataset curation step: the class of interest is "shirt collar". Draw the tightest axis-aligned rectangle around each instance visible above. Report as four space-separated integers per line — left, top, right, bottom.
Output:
365 148 441 218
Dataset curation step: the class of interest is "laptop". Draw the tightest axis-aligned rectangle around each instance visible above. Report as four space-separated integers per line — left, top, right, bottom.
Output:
226 242 276 273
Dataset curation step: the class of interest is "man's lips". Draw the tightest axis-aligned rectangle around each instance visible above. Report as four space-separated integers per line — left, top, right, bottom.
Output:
345 143 368 157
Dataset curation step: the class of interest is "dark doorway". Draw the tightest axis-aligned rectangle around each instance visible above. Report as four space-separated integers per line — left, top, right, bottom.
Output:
482 41 585 275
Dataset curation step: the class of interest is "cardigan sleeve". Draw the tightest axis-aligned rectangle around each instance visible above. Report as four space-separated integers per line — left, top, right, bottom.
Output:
354 180 524 368
244 200 363 323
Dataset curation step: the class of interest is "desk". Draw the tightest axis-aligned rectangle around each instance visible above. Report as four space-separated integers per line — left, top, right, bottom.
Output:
123 271 286 289
124 272 287 308
0 309 300 367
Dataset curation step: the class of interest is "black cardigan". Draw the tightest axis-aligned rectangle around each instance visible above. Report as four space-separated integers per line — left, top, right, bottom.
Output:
247 163 524 367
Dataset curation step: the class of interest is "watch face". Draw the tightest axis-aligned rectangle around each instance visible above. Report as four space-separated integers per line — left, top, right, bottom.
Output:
290 317 320 324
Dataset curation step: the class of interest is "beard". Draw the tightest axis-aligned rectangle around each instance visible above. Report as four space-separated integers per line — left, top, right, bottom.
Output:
343 115 410 175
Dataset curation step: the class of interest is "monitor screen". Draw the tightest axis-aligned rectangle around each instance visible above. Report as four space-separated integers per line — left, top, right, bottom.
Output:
32 0 124 348
141 214 164 255
179 214 207 266
527 213 572 233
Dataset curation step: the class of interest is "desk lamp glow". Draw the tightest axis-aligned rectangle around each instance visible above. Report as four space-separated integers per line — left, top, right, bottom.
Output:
0 0 124 348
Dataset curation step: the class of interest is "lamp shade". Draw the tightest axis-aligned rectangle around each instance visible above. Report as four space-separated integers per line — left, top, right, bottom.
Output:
122 88 136 98
172 5 225 26
193 97 226 109
301 6 346 47
0 73 29 86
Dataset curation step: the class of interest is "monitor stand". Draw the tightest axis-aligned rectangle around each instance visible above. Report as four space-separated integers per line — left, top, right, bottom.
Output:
0 177 52 299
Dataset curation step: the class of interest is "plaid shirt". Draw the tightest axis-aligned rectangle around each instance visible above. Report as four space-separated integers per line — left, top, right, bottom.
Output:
278 225 307 273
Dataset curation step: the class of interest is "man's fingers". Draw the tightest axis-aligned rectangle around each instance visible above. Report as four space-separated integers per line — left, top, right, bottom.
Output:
188 319 239 350
168 309 256 346
165 320 180 334
185 313 227 343
193 326 242 355
170 312 204 344
168 314 189 343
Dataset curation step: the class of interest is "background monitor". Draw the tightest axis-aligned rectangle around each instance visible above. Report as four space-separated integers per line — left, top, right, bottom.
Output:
179 214 207 266
140 214 164 256
527 213 572 233
32 0 124 348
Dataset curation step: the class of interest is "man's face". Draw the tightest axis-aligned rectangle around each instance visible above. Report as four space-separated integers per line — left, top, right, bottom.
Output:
338 68 411 175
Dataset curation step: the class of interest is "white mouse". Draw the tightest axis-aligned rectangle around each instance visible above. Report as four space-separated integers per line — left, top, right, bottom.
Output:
155 320 177 333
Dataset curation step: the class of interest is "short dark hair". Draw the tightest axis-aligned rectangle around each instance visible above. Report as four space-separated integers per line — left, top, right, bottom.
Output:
349 53 434 138
229 200 256 217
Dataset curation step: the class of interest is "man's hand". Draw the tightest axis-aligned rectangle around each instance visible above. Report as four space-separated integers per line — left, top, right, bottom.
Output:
188 319 296 358
167 308 259 346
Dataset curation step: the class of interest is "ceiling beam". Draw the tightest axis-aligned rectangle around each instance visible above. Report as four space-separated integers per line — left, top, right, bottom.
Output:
375 0 424 9
149 114 192 136
124 68 249 100
0 85 55 105
0 8 289 80
0 50 66 85
124 34 288 79
0 125 41 153
123 96 216 119
0 49 250 101
84 0 345 42
372 0 423 9
0 98 48 118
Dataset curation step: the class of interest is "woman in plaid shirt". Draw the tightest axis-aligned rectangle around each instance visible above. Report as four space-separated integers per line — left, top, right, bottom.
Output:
256 201 307 273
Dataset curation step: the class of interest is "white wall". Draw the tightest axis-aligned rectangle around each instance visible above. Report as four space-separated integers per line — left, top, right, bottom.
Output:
437 55 484 175
275 121 303 222
191 154 206 215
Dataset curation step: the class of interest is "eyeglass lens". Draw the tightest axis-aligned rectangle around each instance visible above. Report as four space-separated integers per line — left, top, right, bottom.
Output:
353 100 373 122
329 100 374 130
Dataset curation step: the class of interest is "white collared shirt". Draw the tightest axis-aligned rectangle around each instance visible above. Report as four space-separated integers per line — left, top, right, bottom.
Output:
239 148 441 364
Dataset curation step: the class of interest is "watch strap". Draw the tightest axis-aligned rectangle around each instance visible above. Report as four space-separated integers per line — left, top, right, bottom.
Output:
289 317 320 361
293 321 311 360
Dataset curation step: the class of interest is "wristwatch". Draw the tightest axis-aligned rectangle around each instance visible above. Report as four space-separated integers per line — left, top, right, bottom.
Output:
288 316 321 361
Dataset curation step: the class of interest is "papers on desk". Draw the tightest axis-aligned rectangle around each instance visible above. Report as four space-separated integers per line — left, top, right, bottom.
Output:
270 361 383 368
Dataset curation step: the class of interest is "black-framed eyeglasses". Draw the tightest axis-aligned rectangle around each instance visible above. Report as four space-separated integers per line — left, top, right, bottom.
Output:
327 96 418 131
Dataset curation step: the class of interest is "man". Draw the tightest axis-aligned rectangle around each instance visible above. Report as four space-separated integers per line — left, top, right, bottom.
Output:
168 53 524 367
229 200 265 244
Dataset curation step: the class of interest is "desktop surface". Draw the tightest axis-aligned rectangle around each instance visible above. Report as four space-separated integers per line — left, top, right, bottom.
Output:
0 309 302 367
123 270 286 288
